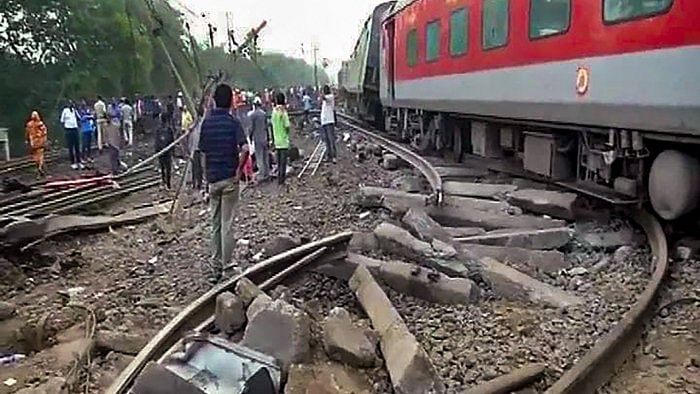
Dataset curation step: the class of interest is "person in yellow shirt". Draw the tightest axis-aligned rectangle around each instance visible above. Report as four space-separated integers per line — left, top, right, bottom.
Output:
181 106 194 134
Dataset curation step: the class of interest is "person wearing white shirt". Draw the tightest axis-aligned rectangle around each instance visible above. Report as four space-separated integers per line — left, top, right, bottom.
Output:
94 96 107 151
60 101 83 169
320 85 337 164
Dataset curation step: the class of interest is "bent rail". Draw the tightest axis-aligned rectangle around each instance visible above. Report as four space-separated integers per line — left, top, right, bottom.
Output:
337 113 444 205
106 231 352 394
547 209 668 393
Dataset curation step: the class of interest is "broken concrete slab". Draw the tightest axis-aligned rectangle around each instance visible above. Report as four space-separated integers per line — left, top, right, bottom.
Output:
444 227 486 238
443 181 517 199
374 222 470 278
95 330 149 356
323 307 378 368
436 166 489 179
462 244 570 273
241 299 311 368
357 187 564 230
456 227 571 250
379 261 479 305
0 202 172 247
315 254 477 305
509 189 579 221
234 277 265 308
478 258 583 308
246 293 273 321
349 265 445 394
374 222 434 259
215 292 246 334
402 208 453 244
348 232 379 253
285 363 373 394
358 187 507 214
312 253 384 280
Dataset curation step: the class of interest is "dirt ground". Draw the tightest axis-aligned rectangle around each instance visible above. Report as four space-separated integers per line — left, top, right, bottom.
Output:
0 121 394 393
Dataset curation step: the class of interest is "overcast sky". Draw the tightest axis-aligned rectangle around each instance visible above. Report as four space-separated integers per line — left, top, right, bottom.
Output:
179 0 387 77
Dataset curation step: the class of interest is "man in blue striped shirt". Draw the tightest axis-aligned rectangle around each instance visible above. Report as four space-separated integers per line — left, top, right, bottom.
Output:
199 83 248 277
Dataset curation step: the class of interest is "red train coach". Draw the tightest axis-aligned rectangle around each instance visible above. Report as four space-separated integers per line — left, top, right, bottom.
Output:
378 0 700 220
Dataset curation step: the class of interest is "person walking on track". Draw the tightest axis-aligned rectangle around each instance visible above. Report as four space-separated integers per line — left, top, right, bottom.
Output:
320 85 337 164
155 113 174 190
121 99 135 147
271 92 291 186
94 96 107 151
248 97 270 182
199 83 248 279
60 101 82 170
25 111 48 177
105 105 122 175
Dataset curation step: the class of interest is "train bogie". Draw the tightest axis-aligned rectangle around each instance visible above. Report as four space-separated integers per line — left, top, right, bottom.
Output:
356 0 700 220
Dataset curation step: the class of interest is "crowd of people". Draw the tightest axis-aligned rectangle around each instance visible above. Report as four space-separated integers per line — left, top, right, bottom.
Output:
196 83 336 278
24 82 337 280
25 93 194 179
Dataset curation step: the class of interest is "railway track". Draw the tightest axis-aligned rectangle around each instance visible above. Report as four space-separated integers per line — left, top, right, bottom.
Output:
0 169 160 224
105 114 670 394
0 151 61 176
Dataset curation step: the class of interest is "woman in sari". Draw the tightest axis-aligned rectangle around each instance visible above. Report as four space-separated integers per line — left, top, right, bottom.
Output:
25 111 48 177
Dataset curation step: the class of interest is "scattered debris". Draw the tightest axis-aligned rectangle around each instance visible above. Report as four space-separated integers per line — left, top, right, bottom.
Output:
241 299 311 369
322 307 378 368
478 258 583 308
95 330 149 356
349 265 446 394
509 189 579 221
215 292 246 334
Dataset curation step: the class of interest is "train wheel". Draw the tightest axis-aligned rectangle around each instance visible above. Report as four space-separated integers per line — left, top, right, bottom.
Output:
649 150 700 220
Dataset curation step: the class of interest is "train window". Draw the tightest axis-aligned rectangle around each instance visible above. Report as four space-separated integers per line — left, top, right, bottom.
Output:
483 0 509 50
450 8 469 56
530 0 570 39
407 29 418 67
426 20 441 62
603 0 673 23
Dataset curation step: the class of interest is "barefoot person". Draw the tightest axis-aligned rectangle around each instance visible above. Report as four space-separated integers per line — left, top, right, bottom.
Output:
199 84 248 277
25 111 48 177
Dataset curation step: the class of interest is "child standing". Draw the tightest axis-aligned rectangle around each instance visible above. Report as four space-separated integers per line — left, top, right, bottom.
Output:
271 92 290 186
155 113 175 189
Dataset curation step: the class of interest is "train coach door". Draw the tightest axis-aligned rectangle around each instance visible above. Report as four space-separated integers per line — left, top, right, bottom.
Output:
386 20 396 101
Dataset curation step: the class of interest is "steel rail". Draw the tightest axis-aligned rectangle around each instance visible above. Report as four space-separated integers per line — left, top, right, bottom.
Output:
106 231 353 394
0 169 153 216
337 113 444 205
4 172 157 217
547 209 668 393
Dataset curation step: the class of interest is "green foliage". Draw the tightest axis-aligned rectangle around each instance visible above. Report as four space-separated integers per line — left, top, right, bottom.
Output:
0 0 194 155
0 0 326 156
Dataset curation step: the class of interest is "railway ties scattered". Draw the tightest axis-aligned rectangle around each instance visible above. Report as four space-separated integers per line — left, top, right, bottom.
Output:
338 113 670 393
109 112 670 394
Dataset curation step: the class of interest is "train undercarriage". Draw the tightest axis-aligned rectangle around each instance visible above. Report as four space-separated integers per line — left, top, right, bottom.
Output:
378 106 700 221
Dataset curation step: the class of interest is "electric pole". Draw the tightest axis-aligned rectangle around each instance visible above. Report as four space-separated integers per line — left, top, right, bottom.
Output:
313 43 319 92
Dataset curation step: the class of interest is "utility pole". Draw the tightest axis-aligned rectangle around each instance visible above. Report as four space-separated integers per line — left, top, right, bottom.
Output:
312 43 319 92
225 13 232 53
